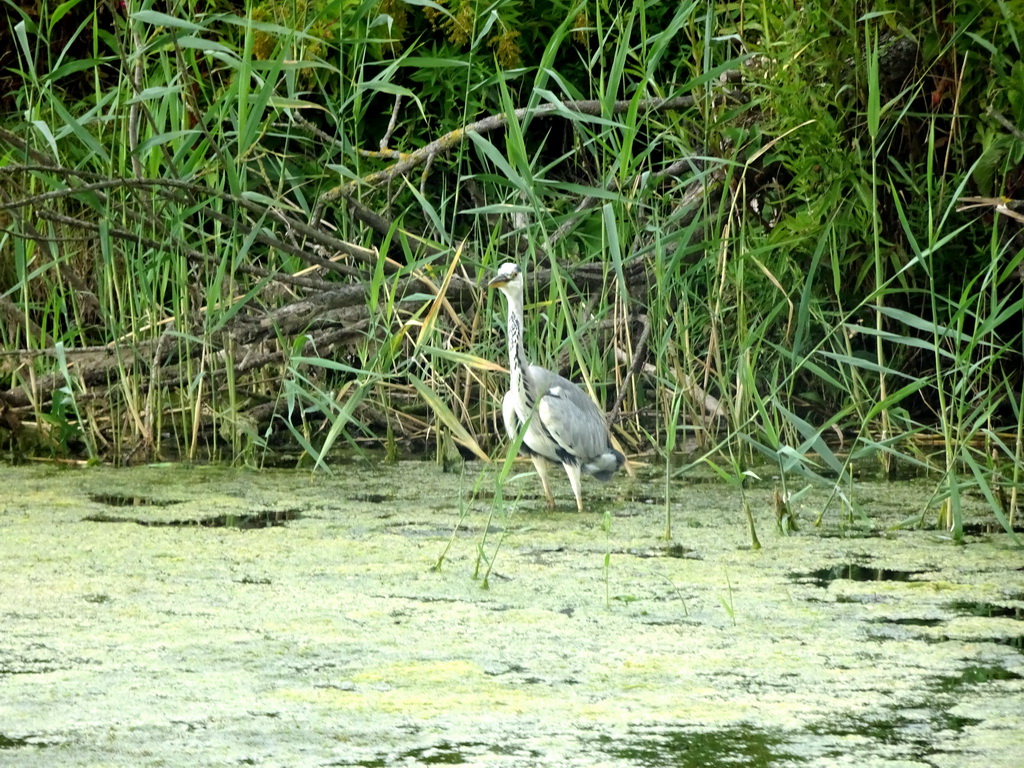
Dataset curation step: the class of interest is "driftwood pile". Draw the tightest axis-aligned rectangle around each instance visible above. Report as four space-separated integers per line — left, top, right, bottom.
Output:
0 93 725 462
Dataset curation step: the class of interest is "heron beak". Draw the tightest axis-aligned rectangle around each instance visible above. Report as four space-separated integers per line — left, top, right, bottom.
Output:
487 275 508 290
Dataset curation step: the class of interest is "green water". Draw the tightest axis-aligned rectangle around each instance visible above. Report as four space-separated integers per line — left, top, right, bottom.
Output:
0 461 1021 767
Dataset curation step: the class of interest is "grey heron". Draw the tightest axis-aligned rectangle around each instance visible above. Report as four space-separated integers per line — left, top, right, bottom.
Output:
487 262 624 512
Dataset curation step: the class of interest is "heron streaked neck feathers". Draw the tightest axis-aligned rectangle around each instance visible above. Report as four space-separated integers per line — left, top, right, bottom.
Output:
503 281 533 411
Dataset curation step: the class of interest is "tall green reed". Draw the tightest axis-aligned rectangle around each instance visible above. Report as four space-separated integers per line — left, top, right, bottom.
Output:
1 0 1020 548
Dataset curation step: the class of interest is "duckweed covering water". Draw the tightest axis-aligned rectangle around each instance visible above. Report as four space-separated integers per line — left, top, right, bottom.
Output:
0 461 1022 767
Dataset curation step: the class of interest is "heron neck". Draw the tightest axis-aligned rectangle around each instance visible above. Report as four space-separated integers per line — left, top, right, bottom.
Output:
505 291 532 409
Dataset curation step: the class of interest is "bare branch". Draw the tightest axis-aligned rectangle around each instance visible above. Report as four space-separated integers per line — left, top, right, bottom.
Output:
380 94 403 150
321 93 708 202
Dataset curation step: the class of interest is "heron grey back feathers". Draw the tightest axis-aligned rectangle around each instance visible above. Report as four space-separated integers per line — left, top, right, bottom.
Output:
528 365 623 478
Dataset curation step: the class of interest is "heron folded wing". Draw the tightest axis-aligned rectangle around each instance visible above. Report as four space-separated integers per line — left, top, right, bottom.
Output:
537 385 606 466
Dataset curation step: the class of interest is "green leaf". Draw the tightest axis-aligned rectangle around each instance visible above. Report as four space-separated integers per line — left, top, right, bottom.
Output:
14 21 34 79
126 85 184 104
872 305 973 345
533 89 621 128
30 120 59 160
818 350 916 380
419 344 505 372
131 10 204 31
49 0 84 30
175 35 234 54
291 357 372 377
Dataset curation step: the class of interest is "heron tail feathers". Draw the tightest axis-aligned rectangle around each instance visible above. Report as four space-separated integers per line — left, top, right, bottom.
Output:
583 448 625 482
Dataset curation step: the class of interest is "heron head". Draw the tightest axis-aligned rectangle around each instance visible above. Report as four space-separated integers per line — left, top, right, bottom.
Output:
487 262 522 292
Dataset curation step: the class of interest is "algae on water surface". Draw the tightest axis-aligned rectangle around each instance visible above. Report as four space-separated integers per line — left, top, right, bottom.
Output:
0 462 1022 767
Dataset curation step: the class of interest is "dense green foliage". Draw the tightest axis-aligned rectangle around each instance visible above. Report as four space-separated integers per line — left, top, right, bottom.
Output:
0 0 1021 538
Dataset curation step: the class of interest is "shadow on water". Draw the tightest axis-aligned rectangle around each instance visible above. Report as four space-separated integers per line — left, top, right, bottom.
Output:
868 599 1024 652
932 666 1023 692
789 563 929 589
88 493 183 507
0 734 49 749
85 491 305 528
345 741 511 767
917 632 1024 653
83 509 302 529
946 599 1024 620
869 616 945 627
808 709 982 761
961 520 1024 536
345 728 801 768
597 725 801 767
349 493 393 504
609 544 701 560
990 635 1024 653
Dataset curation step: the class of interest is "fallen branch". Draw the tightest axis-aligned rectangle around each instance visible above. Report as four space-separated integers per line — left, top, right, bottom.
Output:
320 93 708 203
0 166 378 280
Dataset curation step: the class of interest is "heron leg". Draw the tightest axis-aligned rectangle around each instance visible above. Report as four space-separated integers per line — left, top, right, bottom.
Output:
531 456 556 510
563 462 584 513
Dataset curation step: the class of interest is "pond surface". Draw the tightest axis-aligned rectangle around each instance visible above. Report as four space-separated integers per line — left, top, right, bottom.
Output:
1 461 1022 767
